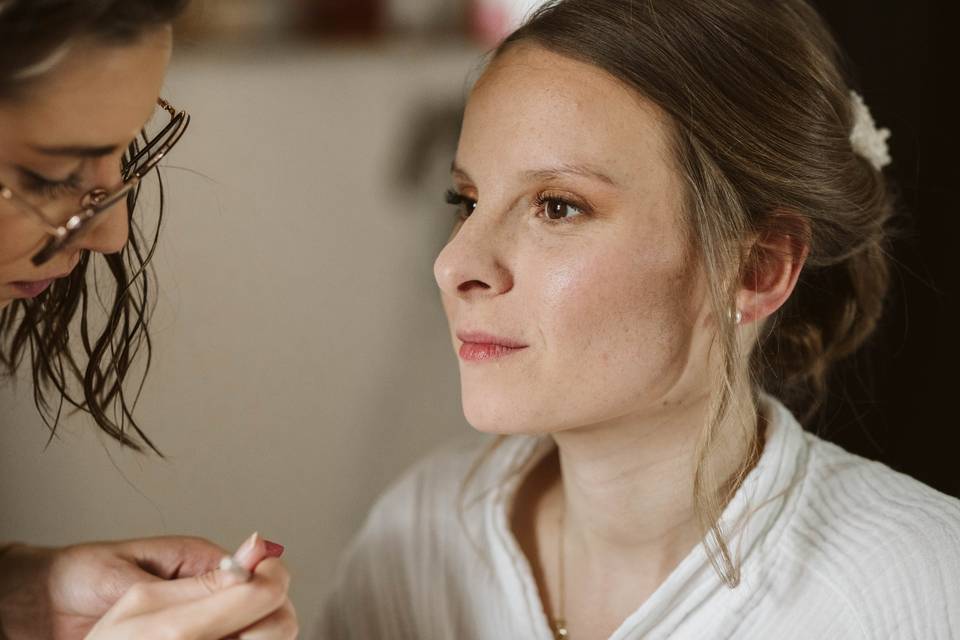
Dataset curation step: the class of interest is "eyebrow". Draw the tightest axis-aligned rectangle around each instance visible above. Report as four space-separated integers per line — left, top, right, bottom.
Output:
31 143 122 158
451 160 619 187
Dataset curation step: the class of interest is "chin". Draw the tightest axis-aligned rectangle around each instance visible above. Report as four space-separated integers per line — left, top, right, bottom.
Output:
461 392 556 436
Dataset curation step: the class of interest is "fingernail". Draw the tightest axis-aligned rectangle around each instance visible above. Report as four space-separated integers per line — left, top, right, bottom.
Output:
264 540 285 558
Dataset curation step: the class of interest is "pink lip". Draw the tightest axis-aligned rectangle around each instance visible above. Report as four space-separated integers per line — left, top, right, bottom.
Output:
11 279 54 298
457 331 528 362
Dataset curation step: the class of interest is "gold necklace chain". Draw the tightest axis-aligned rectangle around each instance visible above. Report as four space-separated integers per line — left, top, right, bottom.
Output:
547 415 766 640
552 511 569 639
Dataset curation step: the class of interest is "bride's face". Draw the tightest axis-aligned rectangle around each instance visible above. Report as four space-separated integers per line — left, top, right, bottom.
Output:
435 45 717 435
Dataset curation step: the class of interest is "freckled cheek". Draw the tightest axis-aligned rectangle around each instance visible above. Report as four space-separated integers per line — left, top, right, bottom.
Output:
533 250 689 368
535 254 633 352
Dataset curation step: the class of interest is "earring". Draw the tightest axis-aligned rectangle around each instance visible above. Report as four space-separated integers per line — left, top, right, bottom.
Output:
734 310 743 325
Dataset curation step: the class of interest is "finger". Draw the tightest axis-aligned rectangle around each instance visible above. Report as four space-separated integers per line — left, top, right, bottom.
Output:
98 565 252 622
100 533 284 616
126 558 290 640
236 600 299 640
264 540 285 559
232 533 285 571
119 536 228 579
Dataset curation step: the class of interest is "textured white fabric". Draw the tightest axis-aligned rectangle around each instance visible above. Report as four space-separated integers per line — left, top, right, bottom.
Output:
318 398 960 639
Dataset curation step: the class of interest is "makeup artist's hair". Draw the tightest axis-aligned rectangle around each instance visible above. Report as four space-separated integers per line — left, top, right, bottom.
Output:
0 0 188 453
479 0 894 585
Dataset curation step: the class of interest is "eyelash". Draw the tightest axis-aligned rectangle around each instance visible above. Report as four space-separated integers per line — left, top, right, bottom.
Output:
533 191 588 223
20 170 85 200
444 189 589 224
445 189 476 220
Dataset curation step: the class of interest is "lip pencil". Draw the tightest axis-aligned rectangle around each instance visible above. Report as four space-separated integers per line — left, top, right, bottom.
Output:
219 554 253 581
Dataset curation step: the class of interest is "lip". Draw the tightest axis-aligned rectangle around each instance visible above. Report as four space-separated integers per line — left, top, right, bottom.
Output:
11 279 55 298
8 267 74 299
457 331 529 362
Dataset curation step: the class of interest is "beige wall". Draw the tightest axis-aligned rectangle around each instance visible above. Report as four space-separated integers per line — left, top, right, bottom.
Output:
0 43 483 634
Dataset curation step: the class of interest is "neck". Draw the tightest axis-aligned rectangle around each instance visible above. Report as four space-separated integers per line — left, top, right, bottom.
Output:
549 386 758 576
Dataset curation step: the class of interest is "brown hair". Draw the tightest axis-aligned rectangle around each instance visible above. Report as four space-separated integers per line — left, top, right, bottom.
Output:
0 0 189 453
494 0 894 584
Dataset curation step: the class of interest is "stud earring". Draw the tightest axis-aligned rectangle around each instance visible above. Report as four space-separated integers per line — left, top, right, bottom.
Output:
734 310 743 325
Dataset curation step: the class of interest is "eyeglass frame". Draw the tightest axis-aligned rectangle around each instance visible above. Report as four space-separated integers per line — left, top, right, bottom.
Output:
0 98 190 267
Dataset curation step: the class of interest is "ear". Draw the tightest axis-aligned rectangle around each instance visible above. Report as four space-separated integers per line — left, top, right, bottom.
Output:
736 213 810 325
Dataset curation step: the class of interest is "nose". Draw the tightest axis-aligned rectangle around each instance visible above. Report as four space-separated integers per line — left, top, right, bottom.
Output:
433 212 514 300
71 157 130 256
74 196 130 256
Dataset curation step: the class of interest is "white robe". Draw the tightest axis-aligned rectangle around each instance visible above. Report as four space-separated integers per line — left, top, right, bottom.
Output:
318 397 960 639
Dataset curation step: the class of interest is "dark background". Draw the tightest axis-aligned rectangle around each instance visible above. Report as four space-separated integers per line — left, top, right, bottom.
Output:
810 1 958 497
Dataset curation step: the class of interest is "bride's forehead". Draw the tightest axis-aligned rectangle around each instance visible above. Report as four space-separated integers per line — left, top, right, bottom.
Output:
461 48 675 177
475 45 623 97
471 45 669 132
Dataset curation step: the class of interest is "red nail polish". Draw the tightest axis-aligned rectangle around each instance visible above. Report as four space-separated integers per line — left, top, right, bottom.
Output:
264 540 285 558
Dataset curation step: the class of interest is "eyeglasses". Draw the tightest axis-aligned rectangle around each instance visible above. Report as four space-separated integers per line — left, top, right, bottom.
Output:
0 98 190 267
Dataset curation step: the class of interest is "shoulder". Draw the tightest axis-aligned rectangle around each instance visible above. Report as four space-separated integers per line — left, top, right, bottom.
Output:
798 433 960 549
338 436 485 558
363 434 512 532
782 432 960 633
323 434 525 576
318 435 533 639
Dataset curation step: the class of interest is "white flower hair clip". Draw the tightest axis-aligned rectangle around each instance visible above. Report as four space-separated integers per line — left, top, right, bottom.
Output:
849 91 892 170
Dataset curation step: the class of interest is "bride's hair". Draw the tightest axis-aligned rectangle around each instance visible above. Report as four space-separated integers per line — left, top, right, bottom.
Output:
496 0 894 584
0 0 188 453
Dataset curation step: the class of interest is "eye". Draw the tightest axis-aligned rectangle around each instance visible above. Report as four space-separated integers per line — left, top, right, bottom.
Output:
445 189 477 220
19 168 85 200
536 195 585 221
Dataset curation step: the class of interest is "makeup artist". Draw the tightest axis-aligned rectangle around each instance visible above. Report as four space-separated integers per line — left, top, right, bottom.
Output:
0 1 296 638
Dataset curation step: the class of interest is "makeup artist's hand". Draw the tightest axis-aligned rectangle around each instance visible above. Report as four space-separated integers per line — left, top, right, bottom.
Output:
0 534 288 640
83 532 296 640
0 536 225 639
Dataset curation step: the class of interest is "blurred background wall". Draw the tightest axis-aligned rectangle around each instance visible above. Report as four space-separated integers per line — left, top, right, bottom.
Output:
1 0 954 636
